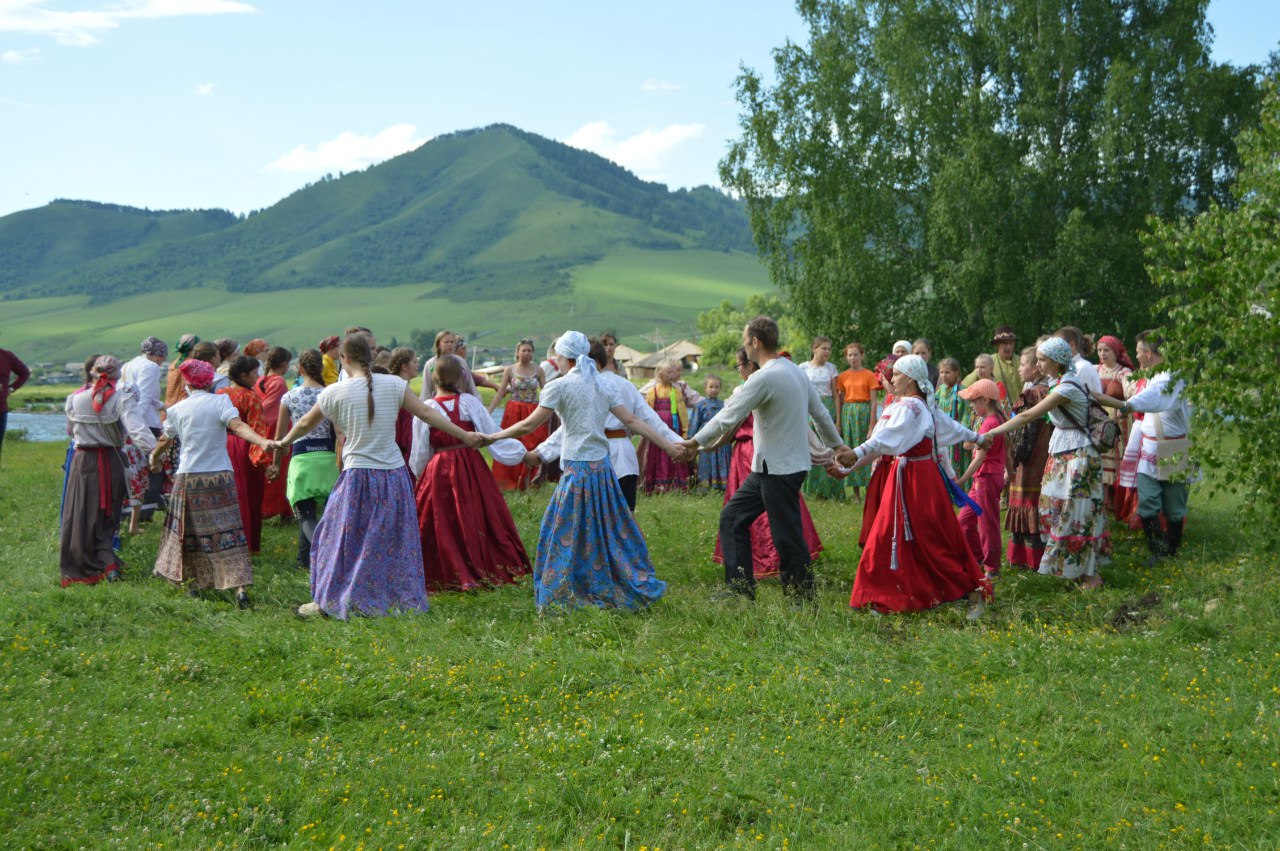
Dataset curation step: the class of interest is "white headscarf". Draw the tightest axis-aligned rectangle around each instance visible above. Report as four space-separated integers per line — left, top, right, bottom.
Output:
1037 337 1077 375
893 353 935 399
554 331 597 379
892 339 912 356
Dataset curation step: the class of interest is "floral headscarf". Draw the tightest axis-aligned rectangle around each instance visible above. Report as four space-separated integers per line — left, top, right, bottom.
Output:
179 358 215 390
174 333 199 364
141 336 169 358
1037 337 1076 374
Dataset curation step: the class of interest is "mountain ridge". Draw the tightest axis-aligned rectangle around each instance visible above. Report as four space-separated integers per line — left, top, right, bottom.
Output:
0 124 755 305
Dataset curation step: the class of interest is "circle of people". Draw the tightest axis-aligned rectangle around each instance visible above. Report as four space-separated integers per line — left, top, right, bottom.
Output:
56 317 1192 619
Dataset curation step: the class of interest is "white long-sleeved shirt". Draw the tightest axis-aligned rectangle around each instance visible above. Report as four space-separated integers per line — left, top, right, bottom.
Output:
120 355 165 431
1128 370 1191 479
854 396 978 460
409 392 526 478
1074 355 1103 394
692 356 842 475
536 371 681 477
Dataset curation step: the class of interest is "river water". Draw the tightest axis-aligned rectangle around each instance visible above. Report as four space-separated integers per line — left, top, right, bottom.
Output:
5 412 69 443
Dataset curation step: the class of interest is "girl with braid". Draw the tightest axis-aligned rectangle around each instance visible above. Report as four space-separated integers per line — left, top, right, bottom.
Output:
276 335 486 619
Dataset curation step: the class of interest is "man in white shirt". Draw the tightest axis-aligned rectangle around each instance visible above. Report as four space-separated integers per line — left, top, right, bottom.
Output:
683 317 855 601
1094 330 1191 564
1055 326 1102 393
120 336 169 518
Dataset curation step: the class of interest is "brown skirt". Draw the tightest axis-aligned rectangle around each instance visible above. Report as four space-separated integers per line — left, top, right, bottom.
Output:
60 447 126 587
154 471 253 590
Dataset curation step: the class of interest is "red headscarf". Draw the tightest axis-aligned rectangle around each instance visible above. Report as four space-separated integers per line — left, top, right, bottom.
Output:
319 335 341 352
1096 335 1134 371
89 355 121 413
179 359 216 390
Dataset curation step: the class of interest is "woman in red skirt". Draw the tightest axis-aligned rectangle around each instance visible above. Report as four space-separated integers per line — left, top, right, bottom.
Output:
488 339 547 490
218 356 272 553
848 355 991 618
415 355 531 591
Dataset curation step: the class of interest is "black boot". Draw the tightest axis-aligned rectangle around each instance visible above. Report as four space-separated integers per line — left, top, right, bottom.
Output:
1141 515 1169 567
1165 519 1184 557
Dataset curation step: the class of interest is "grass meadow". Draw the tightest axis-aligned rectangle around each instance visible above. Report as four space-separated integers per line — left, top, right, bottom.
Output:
1 438 1277 849
0 248 771 364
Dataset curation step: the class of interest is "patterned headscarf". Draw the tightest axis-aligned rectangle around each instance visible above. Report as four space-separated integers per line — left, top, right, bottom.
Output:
1096 335 1134 371
179 358 215 390
243 339 269 359
319 335 341 352
141 336 169 358
1037 337 1076 374
174 333 199 364
893 354 935 399
554 330 597 379
89 355 121 413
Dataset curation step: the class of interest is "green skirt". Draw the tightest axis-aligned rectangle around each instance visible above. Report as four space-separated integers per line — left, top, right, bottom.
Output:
287 450 340 506
802 396 846 501
840 400 874 488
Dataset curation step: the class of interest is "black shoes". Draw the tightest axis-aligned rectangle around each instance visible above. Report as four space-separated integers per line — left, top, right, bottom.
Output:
235 590 251 610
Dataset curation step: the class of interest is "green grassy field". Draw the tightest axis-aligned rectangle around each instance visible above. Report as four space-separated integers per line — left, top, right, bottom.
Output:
1 439 1276 849
0 248 771 364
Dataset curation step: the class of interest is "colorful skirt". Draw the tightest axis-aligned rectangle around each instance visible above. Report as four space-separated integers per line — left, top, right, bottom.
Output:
154 471 253 590
536 459 666 611
840 400 874 488
417 446 531 591
802 396 845 500
642 405 690 493
697 443 732 491
1038 448 1112 580
310 467 429 620
492 399 547 491
120 439 149 508
60 447 126 586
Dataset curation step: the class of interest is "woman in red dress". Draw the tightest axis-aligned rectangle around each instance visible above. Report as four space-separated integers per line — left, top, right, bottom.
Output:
414 355 531 591
218 356 271 553
389 347 420 473
488 339 547 490
848 355 991 617
255 346 293 519
712 350 822 578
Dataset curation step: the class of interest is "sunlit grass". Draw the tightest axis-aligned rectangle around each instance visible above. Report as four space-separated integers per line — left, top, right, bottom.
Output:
1 440 1275 848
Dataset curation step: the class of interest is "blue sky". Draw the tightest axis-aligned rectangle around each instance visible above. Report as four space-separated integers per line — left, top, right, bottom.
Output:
1 0 1276 219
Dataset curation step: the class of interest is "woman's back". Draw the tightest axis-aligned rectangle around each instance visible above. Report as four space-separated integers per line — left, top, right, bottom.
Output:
319 374 406 469
540 371 618 462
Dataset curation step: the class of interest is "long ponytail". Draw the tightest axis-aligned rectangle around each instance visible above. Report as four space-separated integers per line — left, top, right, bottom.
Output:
340 334 376 422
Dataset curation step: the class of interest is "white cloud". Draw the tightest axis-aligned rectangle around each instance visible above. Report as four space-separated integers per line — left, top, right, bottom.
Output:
0 0 257 47
192 81 214 96
1 47 40 64
266 123 428 173
564 121 705 179
641 78 681 92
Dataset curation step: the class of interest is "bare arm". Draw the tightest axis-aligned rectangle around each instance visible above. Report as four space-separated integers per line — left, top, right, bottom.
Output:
487 366 513 412
985 391 1065 439
279 403 326 446
148 434 174 471
489 404 554 441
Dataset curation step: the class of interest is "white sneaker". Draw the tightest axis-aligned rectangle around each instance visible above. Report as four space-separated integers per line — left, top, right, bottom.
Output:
296 601 323 618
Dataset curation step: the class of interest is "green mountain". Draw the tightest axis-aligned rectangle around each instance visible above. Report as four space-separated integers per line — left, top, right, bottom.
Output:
0 124 756 304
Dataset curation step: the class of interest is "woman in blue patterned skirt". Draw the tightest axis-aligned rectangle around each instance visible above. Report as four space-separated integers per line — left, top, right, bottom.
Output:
486 331 684 611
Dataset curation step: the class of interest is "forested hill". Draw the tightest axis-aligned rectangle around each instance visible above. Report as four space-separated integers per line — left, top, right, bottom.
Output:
0 125 754 304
